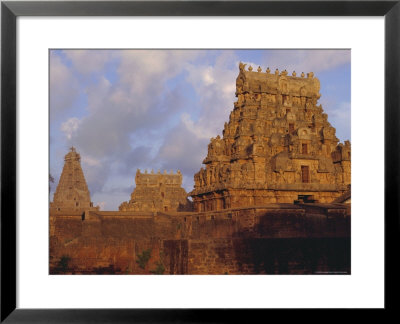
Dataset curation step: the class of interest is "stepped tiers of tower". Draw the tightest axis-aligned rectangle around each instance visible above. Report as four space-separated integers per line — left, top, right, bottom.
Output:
50 147 98 212
119 169 191 212
189 63 351 212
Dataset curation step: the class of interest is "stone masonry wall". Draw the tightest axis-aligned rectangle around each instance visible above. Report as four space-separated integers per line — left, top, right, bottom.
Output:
50 204 350 274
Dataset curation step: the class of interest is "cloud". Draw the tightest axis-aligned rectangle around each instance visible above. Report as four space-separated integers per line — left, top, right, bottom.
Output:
61 117 81 140
63 50 115 75
81 154 111 194
261 49 350 74
156 122 209 193
181 113 214 140
82 155 101 167
118 146 154 175
183 50 238 139
49 52 80 117
158 123 208 172
56 50 203 199
65 50 201 157
156 50 240 192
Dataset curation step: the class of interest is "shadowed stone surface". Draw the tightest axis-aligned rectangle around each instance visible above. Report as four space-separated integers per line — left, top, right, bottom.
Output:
50 204 350 274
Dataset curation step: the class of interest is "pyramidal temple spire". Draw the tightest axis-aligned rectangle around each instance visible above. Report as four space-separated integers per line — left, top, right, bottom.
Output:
50 147 98 212
190 63 351 212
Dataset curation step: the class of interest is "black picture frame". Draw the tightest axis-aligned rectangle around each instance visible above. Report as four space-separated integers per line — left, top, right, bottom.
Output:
1 0 399 322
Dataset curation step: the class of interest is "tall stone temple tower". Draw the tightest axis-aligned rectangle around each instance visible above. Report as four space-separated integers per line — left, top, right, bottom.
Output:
190 63 351 212
119 169 191 212
50 147 98 212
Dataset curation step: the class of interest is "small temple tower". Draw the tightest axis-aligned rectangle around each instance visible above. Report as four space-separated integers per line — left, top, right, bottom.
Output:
190 63 351 212
119 169 192 212
50 147 98 212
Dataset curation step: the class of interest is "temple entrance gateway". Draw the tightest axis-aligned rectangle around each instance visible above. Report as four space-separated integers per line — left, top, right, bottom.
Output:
190 63 351 211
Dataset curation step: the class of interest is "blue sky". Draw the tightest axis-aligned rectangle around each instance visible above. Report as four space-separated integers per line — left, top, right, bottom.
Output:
50 49 351 210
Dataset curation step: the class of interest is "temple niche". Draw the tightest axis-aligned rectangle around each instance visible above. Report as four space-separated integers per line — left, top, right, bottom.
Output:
50 147 98 212
119 169 192 212
190 63 351 212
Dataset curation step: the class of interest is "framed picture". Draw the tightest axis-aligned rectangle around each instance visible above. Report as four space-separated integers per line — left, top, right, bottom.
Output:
1 0 398 321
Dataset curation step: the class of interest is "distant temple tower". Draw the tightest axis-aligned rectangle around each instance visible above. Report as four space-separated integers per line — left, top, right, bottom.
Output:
190 63 351 212
50 147 98 212
119 169 192 212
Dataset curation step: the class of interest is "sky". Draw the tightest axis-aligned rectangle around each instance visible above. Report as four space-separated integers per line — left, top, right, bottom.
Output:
50 49 351 211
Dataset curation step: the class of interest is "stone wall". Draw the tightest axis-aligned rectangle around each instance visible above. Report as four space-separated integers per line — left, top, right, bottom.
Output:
187 237 350 274
50 204 350 274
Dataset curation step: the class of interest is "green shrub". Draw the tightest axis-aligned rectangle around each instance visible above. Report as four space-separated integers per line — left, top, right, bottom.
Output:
150 261 165 275
58 255 71 272
136 249 151 269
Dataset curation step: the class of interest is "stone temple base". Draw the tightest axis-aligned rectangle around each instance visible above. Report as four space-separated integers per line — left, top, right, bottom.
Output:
192 188 346 212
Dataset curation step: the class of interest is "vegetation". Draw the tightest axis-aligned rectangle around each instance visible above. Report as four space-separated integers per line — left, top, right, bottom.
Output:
136 249 151 269
49 173 54 193
150 260 165 275
58 255 71 273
